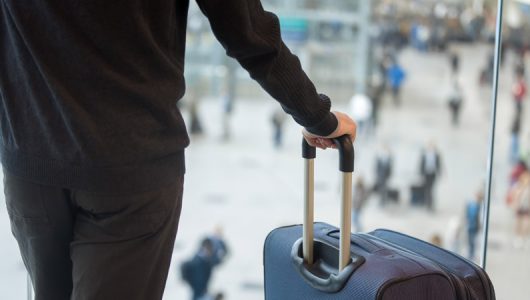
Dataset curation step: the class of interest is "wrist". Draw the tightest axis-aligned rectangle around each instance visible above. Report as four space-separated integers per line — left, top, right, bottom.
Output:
304 111 338 137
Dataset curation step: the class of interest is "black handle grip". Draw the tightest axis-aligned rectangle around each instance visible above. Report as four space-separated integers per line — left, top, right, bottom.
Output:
302 135 354 172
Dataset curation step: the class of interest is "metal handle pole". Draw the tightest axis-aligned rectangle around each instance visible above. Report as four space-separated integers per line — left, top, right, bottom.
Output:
303 158 315 265
339 172 353 271
302 136 353 271
481 0 504 270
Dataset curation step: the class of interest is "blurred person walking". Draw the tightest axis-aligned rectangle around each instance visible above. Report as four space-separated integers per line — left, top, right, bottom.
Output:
515 53 526 77
271 109 287 149
206 226 229 266
510 159 528 187
368 54 389 128
449 50 460 76
419 142 442 211
352 176 370 232
220 59 237 141
447 79 463 127
377 57 389 91
350 93 373 138
374 145 393 206
181 238 223 300
369 78 385 129
507 159 528 205
479 51 494 86
0 1 357 299
512 67 527 118
510 115 522 164
508 172 530 249
220 89 234 141
190 98 204 135
387 59 406 106
523 134 530 165
465 190 483 261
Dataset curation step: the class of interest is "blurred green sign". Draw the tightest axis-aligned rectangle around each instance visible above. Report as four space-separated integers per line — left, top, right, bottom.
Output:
279 17 309 42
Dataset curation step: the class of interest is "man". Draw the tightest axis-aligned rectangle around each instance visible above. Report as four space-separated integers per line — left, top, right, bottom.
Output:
387 59 406 106
449 50 460 75
447 79 463 127
181 238 217 300
465 189 483 261
349 92 373 138
512 68 527 118
374 144 393 205
420 142 442 211
0 0 356 299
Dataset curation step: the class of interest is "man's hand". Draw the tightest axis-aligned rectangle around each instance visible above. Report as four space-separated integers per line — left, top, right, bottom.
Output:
302 111 357 149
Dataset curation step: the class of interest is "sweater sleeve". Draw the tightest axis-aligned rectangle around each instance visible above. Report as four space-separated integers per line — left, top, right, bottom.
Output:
195 0 337 136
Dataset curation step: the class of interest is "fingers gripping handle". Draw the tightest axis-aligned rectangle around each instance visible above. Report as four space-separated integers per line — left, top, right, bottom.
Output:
302 135 354 271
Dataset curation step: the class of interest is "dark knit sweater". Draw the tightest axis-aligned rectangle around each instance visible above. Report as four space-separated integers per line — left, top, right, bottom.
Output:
0 0 337 195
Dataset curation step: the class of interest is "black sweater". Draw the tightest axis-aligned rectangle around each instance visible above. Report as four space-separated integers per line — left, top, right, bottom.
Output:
0 0 337 195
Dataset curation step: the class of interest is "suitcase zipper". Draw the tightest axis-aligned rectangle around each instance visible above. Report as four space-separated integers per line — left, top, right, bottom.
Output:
326 229 381 253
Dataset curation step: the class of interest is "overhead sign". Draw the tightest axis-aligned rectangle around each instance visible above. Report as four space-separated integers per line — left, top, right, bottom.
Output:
279 17 309 43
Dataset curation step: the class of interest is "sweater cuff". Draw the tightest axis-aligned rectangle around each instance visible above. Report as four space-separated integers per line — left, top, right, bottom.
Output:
304 95 338 136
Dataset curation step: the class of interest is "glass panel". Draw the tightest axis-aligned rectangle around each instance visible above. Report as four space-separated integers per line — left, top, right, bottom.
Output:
171 1 527 299
0 1 526 299
489 0 530 298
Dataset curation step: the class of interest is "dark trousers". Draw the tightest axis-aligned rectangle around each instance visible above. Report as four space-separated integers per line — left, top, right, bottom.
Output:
467 228 478 260
515 100 523 118
4 172 184 300
391 86 401 106
376 181 389 205
273 126 283 148
423 174 436 210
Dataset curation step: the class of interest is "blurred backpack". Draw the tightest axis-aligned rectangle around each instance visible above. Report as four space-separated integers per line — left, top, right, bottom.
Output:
180 259 193 284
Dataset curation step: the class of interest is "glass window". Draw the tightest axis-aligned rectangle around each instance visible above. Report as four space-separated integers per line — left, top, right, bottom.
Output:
1 1 527 299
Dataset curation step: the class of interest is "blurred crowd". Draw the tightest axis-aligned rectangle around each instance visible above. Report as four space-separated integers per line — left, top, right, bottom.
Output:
175 0 530 297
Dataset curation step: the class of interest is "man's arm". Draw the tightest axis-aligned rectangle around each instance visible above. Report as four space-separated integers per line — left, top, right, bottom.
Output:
195 0 355 146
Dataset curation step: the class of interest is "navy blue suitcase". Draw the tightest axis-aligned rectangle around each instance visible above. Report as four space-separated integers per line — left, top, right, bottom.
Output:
263 137 495 299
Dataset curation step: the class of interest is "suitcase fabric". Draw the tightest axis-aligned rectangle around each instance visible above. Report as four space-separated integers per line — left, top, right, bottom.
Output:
263 136 496 299
370 229 495 300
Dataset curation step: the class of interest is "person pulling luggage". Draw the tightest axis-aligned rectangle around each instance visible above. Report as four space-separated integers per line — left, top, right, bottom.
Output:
1 1 357 299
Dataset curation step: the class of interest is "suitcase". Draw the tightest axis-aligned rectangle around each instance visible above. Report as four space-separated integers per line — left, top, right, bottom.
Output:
410 183 425 206
386 187 400 203
263 136 495 299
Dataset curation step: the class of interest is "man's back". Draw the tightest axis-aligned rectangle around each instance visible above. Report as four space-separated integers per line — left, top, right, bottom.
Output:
1 0 340 194
1 0 191 193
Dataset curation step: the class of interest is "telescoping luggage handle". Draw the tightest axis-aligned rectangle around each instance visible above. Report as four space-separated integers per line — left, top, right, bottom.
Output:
290 135 362 293
302 135 354 270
